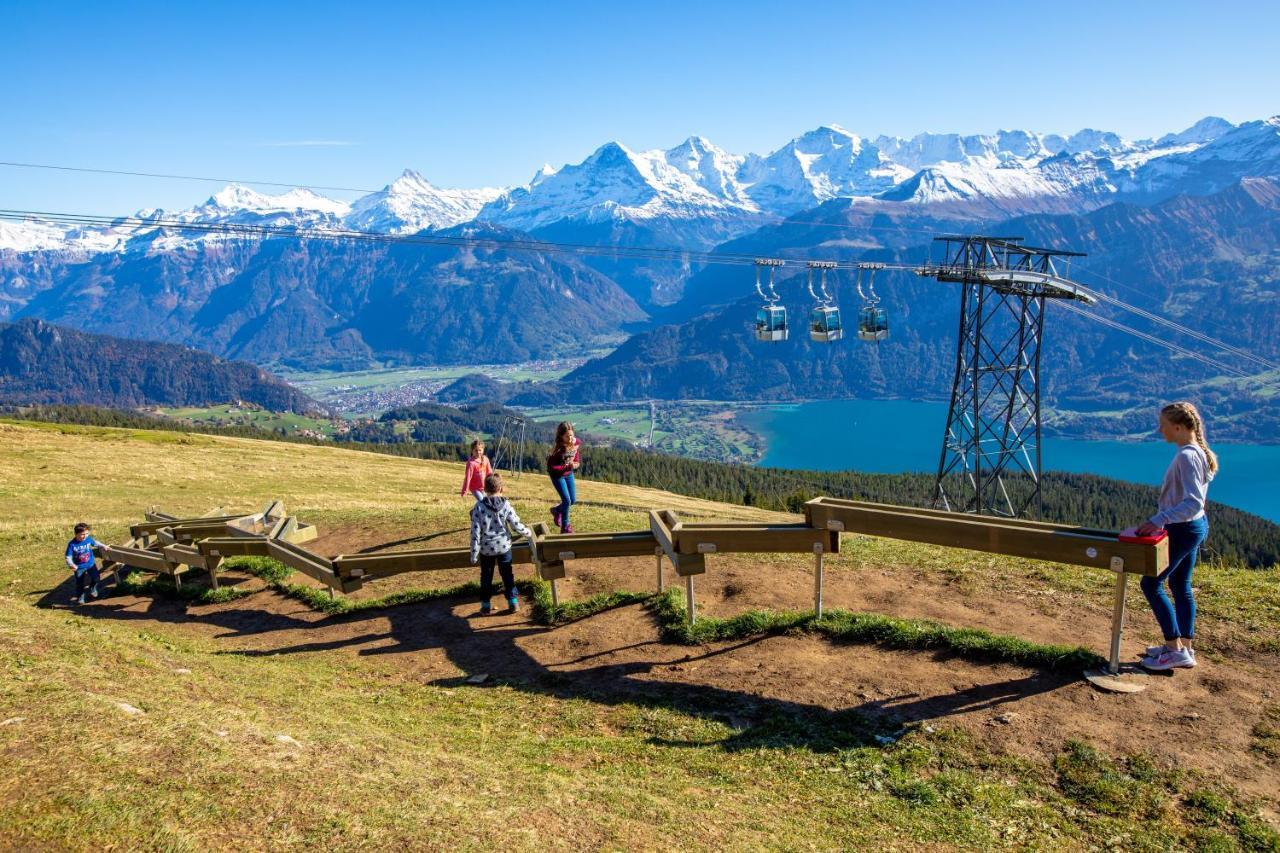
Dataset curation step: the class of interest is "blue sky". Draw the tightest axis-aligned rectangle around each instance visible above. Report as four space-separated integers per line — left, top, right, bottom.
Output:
2 0 1278 213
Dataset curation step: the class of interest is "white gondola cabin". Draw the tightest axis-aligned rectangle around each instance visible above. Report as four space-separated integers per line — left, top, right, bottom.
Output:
810 306 842 342
755 305 788 342
857 305 889 341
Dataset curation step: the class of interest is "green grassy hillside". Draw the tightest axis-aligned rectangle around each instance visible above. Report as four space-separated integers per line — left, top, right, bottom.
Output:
2 421 1278 850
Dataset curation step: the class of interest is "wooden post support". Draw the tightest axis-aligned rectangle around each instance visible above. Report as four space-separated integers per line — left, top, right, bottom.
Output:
207 556 223 590
656 547 665 593
813 549 825 619
685 574 695 625
551 578 560 607
1083 557 1149 693
1107 564 1128 675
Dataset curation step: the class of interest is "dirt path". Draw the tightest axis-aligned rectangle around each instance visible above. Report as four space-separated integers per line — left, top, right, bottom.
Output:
70 523 1280 812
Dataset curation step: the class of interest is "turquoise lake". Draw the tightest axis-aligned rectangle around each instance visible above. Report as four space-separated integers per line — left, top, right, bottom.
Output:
740 399 1280 523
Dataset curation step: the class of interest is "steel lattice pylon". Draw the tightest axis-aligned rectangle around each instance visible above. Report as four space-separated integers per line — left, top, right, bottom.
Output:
924 236 1092 518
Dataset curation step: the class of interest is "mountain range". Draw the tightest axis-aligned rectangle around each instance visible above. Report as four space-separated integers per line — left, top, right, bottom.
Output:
2 115 1279 440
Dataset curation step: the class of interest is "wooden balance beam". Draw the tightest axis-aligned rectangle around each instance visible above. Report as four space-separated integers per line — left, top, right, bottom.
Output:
804 497 1170 692
648 510 840 625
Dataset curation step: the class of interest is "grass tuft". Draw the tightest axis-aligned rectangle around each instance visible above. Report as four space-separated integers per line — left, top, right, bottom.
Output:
115 569 252 605
647 589 1103 671
528 579 654 625
1251 705 1280 761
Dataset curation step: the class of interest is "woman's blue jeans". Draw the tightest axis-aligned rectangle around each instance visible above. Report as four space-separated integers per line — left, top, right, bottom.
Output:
551 473 576 528
1140 516 1208 641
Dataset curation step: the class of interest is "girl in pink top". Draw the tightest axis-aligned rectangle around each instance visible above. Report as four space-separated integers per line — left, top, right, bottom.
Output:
461 440 493 501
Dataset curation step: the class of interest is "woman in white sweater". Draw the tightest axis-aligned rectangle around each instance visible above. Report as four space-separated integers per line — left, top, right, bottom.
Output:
1133 402 1218 671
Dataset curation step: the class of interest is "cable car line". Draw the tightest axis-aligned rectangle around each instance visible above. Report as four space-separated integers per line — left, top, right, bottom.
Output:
1060 302 1255 378
1088 290 1280 372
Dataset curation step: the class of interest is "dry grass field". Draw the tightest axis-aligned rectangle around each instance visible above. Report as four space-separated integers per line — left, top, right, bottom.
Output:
2 420 1278 850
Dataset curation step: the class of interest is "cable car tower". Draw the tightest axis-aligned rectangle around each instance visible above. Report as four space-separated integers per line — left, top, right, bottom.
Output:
922 236 1093 518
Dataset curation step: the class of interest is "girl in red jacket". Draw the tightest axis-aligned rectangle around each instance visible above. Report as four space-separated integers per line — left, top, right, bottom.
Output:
547 422 581 533
460 439 493 501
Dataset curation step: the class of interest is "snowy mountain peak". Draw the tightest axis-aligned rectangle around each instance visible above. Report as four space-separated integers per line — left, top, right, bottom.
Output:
201 184 350 218
345 171 503 233
1063 128 1128 154
1157 116 1236 146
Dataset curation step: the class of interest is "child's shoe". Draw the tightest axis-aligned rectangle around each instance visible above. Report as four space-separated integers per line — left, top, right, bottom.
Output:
551 507 562 528
1146 645 1195 661
90 584 100 600
76 594 87 605
562 524 574 534
479 601 492 615
506 595 520 614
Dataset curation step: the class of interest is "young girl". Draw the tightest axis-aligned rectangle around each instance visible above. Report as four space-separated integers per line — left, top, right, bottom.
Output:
460 439 492 501
546 421 581 534
1134 401 1217 672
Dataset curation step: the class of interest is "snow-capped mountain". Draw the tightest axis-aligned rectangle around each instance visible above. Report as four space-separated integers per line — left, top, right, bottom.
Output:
478 138 752 232
345 170 503 233
737 126 911 214
4 115 1278 258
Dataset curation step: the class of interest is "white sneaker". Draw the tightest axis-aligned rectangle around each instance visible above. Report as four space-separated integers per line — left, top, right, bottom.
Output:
1142 648 1196 671
1146 645 1195 661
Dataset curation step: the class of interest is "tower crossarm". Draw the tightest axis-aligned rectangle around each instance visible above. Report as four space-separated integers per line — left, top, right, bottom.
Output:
928 269 1097 303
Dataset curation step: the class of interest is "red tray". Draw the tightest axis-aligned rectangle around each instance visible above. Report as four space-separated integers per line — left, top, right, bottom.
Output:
1118 527 1168 545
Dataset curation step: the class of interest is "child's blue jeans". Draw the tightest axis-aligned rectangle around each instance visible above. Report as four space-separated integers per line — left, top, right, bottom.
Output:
74 565 101 598
1140 516 1208 641
551 473 576 528
479 551 517 603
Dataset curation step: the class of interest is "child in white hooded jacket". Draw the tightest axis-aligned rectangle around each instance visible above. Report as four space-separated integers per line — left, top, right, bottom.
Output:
469 473 531 614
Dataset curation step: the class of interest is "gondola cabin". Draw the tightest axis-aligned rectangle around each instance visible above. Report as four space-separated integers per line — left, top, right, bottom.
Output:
809 306 842 343
857 306 889 342
755 305 788 342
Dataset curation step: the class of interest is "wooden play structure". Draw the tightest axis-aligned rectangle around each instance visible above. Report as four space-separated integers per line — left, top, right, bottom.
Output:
96 496 1169 692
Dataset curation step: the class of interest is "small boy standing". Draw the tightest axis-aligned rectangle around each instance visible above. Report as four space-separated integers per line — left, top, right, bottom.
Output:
469 473 531 614
65 522 102 605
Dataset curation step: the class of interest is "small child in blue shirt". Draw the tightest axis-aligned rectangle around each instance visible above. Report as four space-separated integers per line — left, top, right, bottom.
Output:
65 522 102 605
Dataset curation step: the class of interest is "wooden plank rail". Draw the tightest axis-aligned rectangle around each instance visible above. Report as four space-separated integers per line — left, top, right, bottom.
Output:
98 543 171 573
266 538 342 590
804 497 1167 577
335 544 535 580
129 514 249 539
675 523 838 556
195 536 271 559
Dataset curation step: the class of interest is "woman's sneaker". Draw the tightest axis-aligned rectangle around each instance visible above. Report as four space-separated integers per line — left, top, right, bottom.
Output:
1146 645 1196 661
551 507 562 528
479 601 492 615
562 524 574 534
506 596 519 614
1142 648 1196 670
